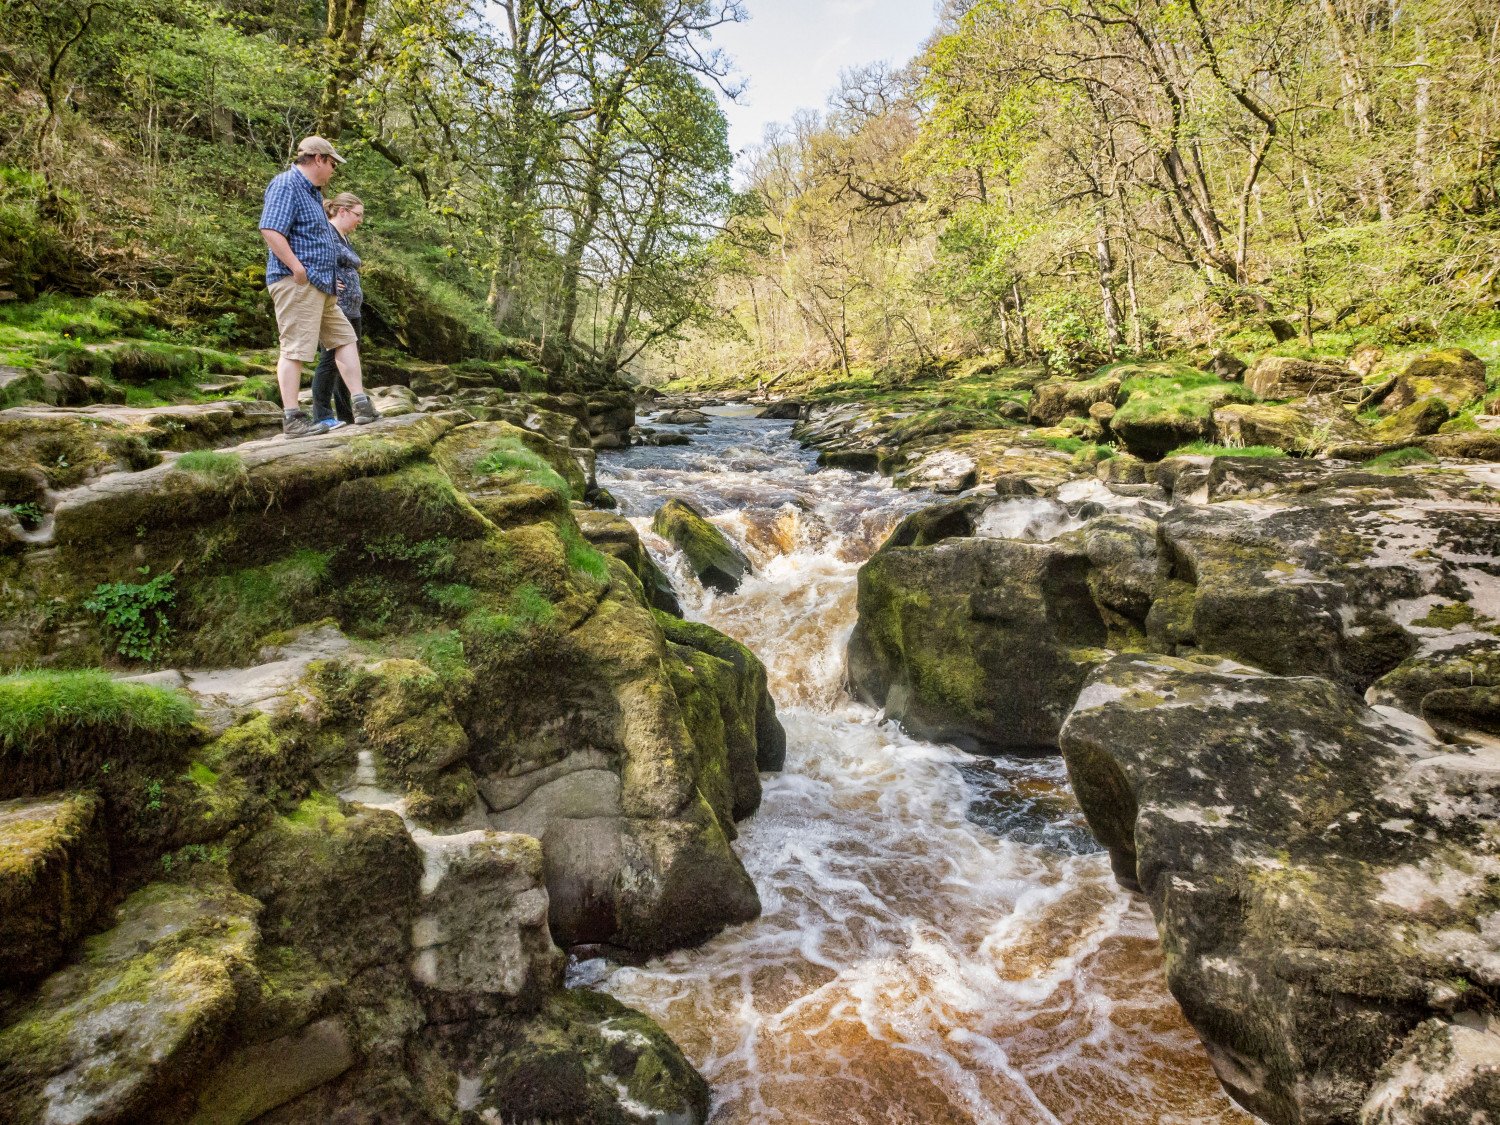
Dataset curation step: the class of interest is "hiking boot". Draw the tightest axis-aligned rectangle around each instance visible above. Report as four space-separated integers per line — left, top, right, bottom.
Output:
283 409 320 438
352 394 381 425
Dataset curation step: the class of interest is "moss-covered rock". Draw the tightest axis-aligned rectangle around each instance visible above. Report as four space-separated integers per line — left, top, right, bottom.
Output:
1378 349 1488 416
576 508 682 616
230 799 421 977
1245 355 1358 400
848 531 1108 752
462 988 711 1124
1211 398 1363 454
0 793 110 981
1059 654 1500 1125
1028 373 1121 425
652 498 752 594
1111 374 1255 460
0 879 261 1124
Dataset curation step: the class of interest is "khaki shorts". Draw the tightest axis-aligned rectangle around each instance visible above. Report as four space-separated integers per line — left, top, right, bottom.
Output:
269 278 358 363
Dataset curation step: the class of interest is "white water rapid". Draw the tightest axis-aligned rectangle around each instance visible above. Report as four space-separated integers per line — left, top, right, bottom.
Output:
579 410 1252 1124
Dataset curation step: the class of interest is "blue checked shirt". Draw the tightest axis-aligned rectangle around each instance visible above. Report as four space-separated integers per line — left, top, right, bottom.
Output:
259 167 338 294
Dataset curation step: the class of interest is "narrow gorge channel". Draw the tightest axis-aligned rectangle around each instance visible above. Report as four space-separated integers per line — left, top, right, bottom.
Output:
581 409 1251 1124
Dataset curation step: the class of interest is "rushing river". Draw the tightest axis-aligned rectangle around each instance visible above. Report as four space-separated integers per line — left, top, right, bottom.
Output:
578 409 1252 1125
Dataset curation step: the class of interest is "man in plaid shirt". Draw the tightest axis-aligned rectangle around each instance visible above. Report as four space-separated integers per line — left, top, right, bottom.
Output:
259 136 379 436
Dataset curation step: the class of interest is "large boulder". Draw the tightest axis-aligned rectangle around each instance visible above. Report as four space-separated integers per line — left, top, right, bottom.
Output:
1212 398 1363 454
1246 356 1360 400
0 880 262 1124
1379 349 1488 415
848 517 1109 752
1027 374 1122 425
651 498 753 594
1060 653 1500 1125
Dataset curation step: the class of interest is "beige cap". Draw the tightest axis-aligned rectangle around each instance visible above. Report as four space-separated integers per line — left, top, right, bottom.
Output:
295 135 346 164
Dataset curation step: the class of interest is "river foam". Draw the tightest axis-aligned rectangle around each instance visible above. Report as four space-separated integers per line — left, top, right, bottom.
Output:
588 414 1251 1123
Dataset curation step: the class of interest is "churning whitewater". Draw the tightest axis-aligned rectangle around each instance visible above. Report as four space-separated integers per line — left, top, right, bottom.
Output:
577 410 1250 1124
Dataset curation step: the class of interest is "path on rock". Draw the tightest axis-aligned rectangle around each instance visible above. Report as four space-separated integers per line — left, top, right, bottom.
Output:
581 409 1251 1124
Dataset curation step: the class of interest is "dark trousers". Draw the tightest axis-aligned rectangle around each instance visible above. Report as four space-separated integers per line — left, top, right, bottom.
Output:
312 315 359 423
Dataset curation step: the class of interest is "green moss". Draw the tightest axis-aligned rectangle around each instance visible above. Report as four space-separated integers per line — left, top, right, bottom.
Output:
1167 442 1286 458
0 670 195 753
1414 603 1477 629
173 450 246 479
559 521 611 585
283 791 346 831
1364 446 1437 470
185 550 332 665
474 436 571 496
1114 374 1256 424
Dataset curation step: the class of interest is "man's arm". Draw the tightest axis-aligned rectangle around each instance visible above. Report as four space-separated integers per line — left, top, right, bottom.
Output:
260 229 308 285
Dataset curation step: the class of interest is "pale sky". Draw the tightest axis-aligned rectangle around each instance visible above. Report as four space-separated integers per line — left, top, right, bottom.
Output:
710 0 941 160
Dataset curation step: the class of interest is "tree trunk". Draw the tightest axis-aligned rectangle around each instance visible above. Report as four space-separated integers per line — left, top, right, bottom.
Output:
317 0 369 137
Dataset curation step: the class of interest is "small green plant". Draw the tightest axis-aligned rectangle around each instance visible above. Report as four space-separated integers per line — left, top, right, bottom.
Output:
475 437 572 496
143 777 165 812
84 568 176 662
5 501 43 528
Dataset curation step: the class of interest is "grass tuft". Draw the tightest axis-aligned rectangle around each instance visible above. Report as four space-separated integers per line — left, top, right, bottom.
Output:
1166 442 1286 458
0 670 195 751
475 437 572 496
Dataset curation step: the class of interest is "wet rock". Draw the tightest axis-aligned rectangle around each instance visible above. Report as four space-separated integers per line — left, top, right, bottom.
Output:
891 447 978 492
651 498 752 594
1059 653 1500 1125
655 408 709 425
1378 349 1488 416
1245 355 1359 400
0 880 261 1125
817 448 881 472
0 793 110 980
848 530 1108 752
646 431 691 446
760 399 804 419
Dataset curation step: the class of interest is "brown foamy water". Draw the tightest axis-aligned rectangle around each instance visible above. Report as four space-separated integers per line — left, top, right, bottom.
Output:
583 415 1253 1124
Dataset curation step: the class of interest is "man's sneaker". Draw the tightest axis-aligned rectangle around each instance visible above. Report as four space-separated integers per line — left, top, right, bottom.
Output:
316 417 348 433
352 393 380 425
283 409 320 438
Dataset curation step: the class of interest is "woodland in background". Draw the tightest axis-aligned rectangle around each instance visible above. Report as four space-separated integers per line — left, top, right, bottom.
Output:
681 0 1500 385
0 0 739 374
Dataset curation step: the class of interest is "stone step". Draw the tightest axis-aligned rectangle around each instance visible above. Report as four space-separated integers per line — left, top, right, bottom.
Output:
0 793 110 980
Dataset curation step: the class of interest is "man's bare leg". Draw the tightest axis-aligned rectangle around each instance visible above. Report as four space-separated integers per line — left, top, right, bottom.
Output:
276 355 306 409
332 342 365 396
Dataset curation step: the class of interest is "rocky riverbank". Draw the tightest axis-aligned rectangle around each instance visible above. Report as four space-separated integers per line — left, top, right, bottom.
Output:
841 432 1500 1118
0 377 782 1121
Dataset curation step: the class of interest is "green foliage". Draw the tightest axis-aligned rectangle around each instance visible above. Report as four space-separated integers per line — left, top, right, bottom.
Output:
464 582 558 643
5 501 44 529
475 437 571 495
1167 443 1287 459
84 569 176 662
0 670 195 752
